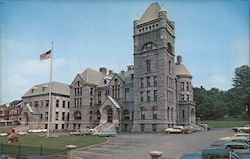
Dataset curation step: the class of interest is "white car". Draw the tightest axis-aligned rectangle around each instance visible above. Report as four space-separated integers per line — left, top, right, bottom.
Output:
28 129 47 133
165 126 184 133
232 125 250 132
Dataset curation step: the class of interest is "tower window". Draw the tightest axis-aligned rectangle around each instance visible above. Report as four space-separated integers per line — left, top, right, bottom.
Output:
142 42 156 52
146 60 151 73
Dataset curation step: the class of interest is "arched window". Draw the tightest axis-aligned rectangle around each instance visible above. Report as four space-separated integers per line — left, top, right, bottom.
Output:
74 111 81 120
142 42 156 52
123 110 130 120
167 43 172 53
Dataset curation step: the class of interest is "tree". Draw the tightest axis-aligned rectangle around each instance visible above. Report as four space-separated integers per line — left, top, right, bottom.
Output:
233 65 250 118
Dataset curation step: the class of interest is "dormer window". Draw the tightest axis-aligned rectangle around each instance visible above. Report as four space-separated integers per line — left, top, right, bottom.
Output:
142 42 156 52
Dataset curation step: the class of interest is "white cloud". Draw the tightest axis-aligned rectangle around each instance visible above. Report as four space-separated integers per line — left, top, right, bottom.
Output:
203 74 232 90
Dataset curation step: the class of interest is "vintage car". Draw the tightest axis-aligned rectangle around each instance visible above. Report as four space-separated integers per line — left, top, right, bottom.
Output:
201 147 241 159
69 129 81 135
180 153 202 159
80 129 97 136
165 126 184 133
28 129 47 133
232 125 250 132
93 131 117 137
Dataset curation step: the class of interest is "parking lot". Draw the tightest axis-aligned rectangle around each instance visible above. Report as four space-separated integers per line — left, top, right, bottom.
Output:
75 128 235 159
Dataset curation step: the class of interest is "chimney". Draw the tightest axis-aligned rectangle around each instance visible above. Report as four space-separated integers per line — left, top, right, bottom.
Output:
99 67 107 75
177 55 182 64
108 70 113 75
121 70 125 80
127 65 134 71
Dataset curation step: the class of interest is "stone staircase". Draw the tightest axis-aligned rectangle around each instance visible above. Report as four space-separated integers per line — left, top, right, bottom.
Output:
14 124 30 132
94 122 115 132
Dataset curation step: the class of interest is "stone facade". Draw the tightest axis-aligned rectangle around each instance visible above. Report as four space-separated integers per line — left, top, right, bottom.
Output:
68 2 196 132
21 82 70 131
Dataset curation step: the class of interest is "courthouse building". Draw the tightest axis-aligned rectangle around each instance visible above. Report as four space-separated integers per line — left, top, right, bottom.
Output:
68 2 196 132
18 2 195 132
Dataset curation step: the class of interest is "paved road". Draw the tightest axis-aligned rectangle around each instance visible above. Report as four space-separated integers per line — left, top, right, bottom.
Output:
75 128 235 159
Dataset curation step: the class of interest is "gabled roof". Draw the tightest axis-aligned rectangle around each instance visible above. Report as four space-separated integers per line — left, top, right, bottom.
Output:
107 96 120 109
22 81 70 98
80 68 104 85
138 2 162 25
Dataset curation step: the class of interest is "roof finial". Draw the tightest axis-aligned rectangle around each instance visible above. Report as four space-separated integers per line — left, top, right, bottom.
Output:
160 3 167 12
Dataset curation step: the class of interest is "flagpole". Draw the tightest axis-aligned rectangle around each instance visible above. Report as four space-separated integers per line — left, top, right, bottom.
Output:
47 41 53 137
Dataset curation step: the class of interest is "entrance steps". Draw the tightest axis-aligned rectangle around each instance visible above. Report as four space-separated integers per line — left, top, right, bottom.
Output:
94 123 115 132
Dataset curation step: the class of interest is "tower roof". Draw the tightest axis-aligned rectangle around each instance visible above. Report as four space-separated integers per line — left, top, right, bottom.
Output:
175 63 192 78
138 2 162 25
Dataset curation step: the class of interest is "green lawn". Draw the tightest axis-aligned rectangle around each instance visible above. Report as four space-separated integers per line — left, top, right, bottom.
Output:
200 120 250 128
0 134 106 156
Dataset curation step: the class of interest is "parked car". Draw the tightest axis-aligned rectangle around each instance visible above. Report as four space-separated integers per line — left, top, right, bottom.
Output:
199 124 211 131
93 131 117 137
69 129 81 135
80 129 97 136
201 147 241 159
180 153 202 159
232 125 250 132
28 129 47 133
165 126 183 133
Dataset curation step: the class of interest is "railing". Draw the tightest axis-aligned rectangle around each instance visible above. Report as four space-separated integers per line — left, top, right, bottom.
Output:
0 142 64 158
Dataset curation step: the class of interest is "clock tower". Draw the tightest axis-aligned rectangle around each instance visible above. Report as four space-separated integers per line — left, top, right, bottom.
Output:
132 2 177 132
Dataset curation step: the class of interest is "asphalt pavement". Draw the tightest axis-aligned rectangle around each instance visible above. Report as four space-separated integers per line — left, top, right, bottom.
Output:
75 128 235 159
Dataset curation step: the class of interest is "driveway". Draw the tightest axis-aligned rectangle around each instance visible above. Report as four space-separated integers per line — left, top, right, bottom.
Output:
75 128 235 159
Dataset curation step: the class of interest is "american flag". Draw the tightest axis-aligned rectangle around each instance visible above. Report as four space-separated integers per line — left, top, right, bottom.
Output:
40 50 51 60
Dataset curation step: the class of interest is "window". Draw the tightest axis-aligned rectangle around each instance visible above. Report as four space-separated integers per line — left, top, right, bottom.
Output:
140 78 144 88
141 124 145 132
67 113 70 121
90 88 93 95
169 60 171 73
55 112 59 120
140 92 144 102
55 124 58 130
181 94 184 101
152 124 157 132
74 111 81 120
45 124 48 129
90 98 93 106
34 101 38 107
147 77 150 87
167 107 170 120
131 74 134 80
154 90 157 101
167 43 172 53
147 91 150 102
186 95 189 101
146 60 151 73
62 124 64 130
171 108 174 121
40 114 43 120
41 101 43 107
89 111 93 121
186 82 190 91
97 111 101 121
141 107 145 120
142 42 156 52
181 82 184 91
56 100 59 107
62 101 65 108
153 107 157 119
124 110 130 120
62 112 65 121
68 102 70 108
125 88 129 102
45 112 48 120
153 76 157 86
182 109 185 119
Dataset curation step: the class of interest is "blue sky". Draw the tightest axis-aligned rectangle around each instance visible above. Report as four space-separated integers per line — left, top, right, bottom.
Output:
0 0 249 104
